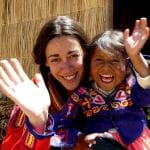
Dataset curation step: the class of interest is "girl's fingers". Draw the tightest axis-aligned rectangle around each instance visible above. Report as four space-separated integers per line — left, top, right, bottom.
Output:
139 18 149 39
140 18 147 28
134 19 140 30
102 132 113 139
124 28 129 40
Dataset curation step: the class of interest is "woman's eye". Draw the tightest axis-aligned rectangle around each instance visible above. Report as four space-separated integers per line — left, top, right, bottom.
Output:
69 54 80 60
50 58 60 63
71 54 79 58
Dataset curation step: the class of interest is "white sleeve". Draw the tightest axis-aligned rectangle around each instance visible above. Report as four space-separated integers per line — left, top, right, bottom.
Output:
137 75 150 89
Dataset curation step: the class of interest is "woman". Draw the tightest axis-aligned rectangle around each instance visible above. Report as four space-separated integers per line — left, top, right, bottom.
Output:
0 16 89 150
0 16 149 150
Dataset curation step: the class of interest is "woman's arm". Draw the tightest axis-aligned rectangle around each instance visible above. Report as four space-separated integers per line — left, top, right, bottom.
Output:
0 58 50 133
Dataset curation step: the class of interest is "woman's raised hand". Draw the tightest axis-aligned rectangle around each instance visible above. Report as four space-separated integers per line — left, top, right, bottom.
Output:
0 58 50 131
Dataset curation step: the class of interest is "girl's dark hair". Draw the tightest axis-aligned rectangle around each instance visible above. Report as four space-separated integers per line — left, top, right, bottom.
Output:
89 29 128 59
86 29 129 76
32 16 89 104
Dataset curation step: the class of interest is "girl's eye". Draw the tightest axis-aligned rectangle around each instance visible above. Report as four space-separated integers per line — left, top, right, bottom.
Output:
95 58 103 62
112 60 119 63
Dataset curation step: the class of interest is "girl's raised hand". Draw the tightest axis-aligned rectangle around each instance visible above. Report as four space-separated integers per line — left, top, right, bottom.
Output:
124 17 150 57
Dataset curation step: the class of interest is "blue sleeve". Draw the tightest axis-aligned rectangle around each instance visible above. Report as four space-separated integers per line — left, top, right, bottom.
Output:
25 92 84 147
26 113 55 139
131 80 150 107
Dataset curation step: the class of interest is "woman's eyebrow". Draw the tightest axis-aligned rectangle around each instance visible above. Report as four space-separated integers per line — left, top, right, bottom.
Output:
68 50 80 54
47 50 80 58
47 54 59 58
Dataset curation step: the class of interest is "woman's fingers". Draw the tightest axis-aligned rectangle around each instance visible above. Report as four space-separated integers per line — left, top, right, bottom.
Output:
0 62 18 101
0 60 21 84
0 76 15 99
0 58 29 84
33 73 51 106
33 73 46 88
9 58 29 81
0 66 15 88
0 58 30 103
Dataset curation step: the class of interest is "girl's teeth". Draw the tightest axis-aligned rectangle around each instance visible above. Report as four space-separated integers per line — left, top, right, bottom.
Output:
100 74 113 83
102 78 113 82
101 74 113 78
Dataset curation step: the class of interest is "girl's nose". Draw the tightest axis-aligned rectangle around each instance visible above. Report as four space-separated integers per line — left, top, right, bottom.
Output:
101 61 113 70
103 61 112 66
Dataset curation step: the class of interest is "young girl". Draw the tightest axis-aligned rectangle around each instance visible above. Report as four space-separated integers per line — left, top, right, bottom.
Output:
70 19 150 149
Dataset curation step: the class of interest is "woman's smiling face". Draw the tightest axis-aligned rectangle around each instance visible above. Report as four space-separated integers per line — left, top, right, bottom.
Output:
90 48 126 91
45 36 84 91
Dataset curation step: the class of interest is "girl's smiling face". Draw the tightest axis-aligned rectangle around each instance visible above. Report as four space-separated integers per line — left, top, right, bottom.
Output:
45 36 84 91
90 48 127 91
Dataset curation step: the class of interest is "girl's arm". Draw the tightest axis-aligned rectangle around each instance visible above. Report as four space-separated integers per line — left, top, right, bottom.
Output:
124 17 150 77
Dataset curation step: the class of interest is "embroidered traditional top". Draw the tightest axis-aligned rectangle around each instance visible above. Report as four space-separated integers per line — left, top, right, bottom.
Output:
26 75 150 147
73 79 150 144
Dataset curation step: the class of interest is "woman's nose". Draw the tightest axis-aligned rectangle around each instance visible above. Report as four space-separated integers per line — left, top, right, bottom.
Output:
60 60 73 70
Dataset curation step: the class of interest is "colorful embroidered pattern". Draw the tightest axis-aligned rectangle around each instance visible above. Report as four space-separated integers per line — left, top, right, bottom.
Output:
15 110 26 127
75 86 134 117
24 132 35 148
